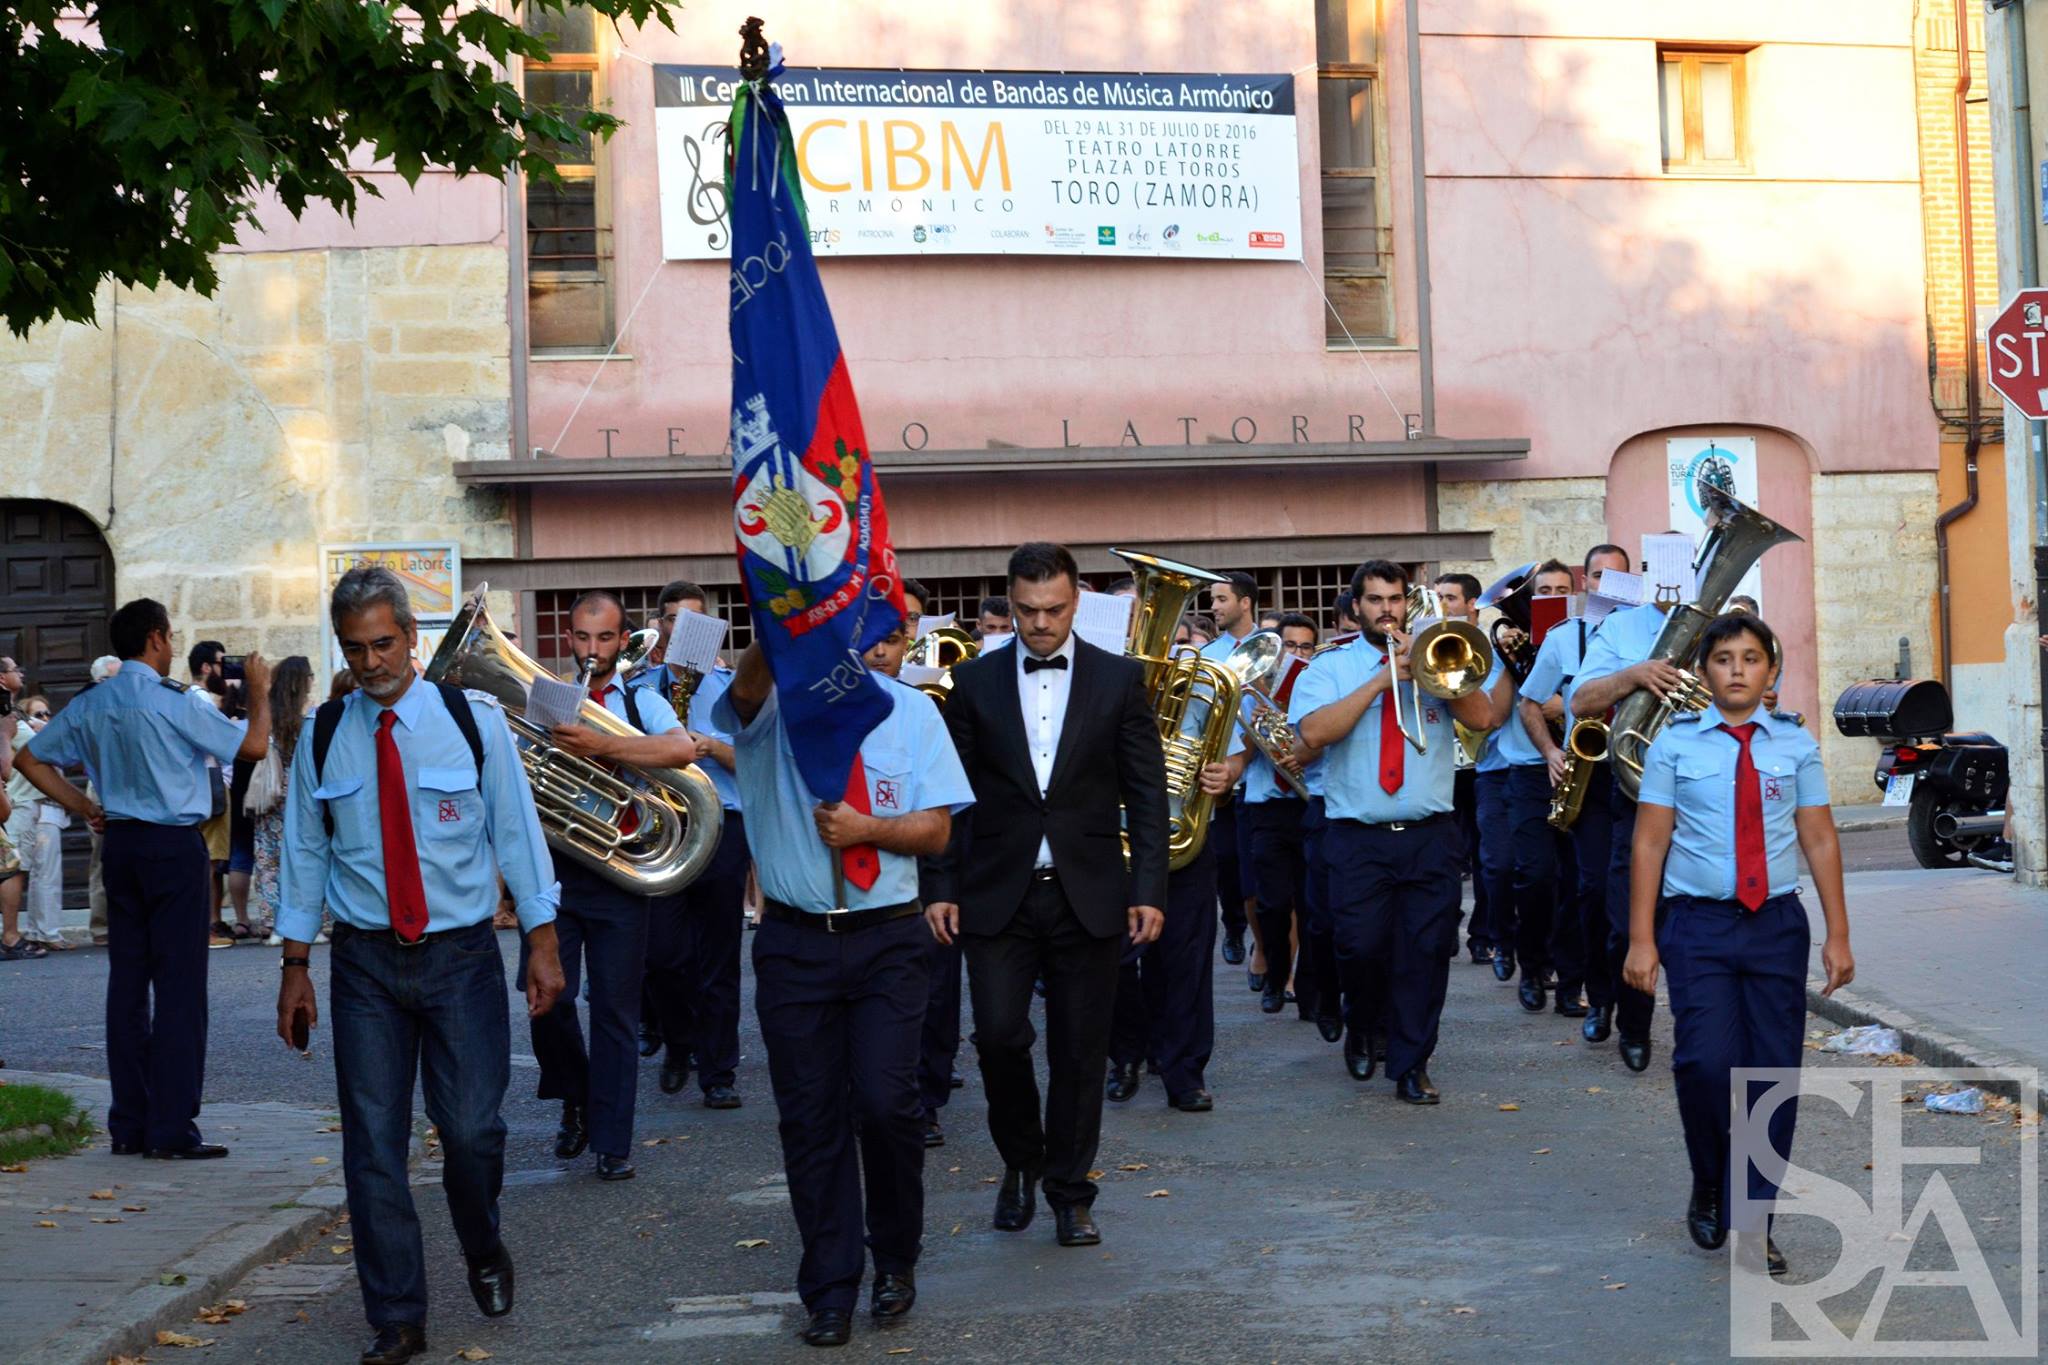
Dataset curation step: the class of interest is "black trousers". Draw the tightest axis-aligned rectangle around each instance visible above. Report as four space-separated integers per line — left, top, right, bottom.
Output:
918 935 963 1117
1604 785 1656 1042
1298 797 1344 1027
1245 797 1313 1015
1550 794 1587 996
520 864 650 1158
645 814 747 1093
101 822 210 1152
1570 765 1617 1010
753 912 930 1313
1108 840 1218 1100
1213 798 1247 940
1325 817 1461 1081
1453 767 1493 951
1484 766 1565 976
964 872 1122 1208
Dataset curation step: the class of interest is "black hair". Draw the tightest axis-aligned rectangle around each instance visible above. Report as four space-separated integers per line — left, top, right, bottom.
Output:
1433 572 1482 602
1218 571 1257 601
1534 558 1573 582
899 577 930 609
1276 611 1318 639
187 639 225 676
1351 559 1409 597
114 599 173 661
658 579 707 608
1006 541 1079 591
1104 575 1136 595
977 594 1012 618
1332 589 1355 620
1584 543 1629 572
569 589 628 630
1696 612 1777 667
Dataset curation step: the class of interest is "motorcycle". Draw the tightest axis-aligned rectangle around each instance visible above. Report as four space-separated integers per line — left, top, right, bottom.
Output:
1832 678 2011 872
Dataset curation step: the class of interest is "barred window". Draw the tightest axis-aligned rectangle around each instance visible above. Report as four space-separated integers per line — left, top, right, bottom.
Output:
533 584 753 677
523 10 614 352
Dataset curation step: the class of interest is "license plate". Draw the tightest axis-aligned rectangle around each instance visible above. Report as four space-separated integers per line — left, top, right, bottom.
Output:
1883 771 1917 807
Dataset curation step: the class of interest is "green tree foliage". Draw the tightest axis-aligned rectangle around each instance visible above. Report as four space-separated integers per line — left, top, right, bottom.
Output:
0 1 680 335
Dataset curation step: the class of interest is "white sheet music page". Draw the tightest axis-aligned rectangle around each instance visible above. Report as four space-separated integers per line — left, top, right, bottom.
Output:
667 607 728 674
1640 534 1695 606
913 612 956 640
526 674 587 730
1073 591 1136 654
899 664 945 688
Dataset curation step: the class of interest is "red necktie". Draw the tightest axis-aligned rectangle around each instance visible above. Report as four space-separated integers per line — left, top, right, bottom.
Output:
839 753 880 891
1719 722 1767 911
375 710 431 942
1378 654 1405 794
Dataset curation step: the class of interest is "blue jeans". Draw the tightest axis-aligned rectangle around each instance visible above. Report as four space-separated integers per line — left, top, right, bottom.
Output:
331 919 511 1330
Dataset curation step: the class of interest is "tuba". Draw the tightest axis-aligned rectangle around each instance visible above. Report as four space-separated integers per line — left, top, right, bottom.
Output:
426 587 724 897
1477 562 1538 682
903 623 979 706
1608 477 1802 801
1113 548 1243 870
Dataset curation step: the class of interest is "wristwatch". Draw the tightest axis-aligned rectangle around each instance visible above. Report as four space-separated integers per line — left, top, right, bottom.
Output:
279 955 311 971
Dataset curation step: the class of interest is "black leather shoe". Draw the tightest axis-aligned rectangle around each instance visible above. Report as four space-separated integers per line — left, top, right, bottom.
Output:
1583 1004 1614 1043
1344 1029 1376 1081
1221 933 1246 965
1766 1238 1787 1277
993 1165 1040 1231
359 1322 428 1364
1259 983 1286 1013
1105 1060 1141 1103
637 1024 661 1058
1518 975 1547 1012
1396 1068 1440 1105
144 1142 229 1160
871 1271 916 1324
1687 1184 1727 1250
465 1245 515 1317
800 1307 852 1346
1055 1204 1101 1247
1553 987 1588 1018
703 1085 743 1110
1246 969 1265 993
659 1058 689 1094
923 1115 944 1147
1619 1037 1653 1073
1468 942 1490 964
554 1102 588 1159
1315 1014 1344 1043
1171 1089 1213 1113
596 1153 635 1181
949 1071 963 1089
1491 949 1516 982
110 1141 145 1156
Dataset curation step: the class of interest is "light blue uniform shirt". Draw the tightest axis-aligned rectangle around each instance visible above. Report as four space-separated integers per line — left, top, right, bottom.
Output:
277 680 559 942
1471 654 1511 773
629 664 743 811
1565 604 1667 718
714 676 973 912
1637 705 1829 900
1287 638 1457 823
25 660 245 825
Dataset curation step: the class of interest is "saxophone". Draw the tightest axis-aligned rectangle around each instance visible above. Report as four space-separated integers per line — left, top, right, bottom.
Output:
1546 718 1609 830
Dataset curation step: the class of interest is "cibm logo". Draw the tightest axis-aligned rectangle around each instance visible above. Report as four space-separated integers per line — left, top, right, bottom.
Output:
1128 225 1151 247
1097 226 1116 245
1162 224 1180 240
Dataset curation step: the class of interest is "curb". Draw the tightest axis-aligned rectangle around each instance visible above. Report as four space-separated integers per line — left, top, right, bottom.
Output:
1804 979 2042 1112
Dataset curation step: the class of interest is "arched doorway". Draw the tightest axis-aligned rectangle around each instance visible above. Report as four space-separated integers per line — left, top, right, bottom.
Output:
1 501 114 708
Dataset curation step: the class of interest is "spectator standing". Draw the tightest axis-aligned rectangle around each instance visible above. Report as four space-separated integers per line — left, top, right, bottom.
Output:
1 657 43 959
13 696 69 950
251 657 315 946
188 641 236 947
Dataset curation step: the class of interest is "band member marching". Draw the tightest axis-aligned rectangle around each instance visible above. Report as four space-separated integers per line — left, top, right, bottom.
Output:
1431 573 1495 966
1201 572 1260 975
1291 560 1495 1104
1241 613 1323 1022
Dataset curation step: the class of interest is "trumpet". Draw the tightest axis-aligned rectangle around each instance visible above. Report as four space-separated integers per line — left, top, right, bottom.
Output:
1387 583 1493 754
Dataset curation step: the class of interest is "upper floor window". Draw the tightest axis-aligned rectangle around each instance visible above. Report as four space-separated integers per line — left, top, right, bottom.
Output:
524 8 613 352
1316 0 1395 346
1659 48 1750 173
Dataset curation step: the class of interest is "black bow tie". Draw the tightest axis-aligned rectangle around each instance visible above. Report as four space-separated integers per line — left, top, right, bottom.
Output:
1023 654 1068 674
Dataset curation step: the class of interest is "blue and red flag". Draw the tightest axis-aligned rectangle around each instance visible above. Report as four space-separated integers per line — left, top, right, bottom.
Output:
725 55 907 838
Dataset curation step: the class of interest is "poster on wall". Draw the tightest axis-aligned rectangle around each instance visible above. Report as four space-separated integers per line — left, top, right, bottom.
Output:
1664 437 1762 612
655 65 1303 261
318 543 461 680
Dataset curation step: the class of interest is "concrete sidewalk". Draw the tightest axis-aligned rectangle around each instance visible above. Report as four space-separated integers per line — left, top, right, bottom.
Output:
1805 867 2047 1097
0 1070 350 1365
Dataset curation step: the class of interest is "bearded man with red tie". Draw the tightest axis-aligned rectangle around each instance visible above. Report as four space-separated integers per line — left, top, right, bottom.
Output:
276 567 564 1365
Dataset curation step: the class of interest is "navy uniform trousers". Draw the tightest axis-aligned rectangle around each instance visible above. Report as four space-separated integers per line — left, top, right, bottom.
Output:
646 815 747 1096
1298 797 1345 1030
1212 797 1247 945
754 911 930 1313
919 936 964 1120
102 822 211 1152
1246 796 1316 1017
1325 816 1460 1081
1604 783 1657 1043
1482 764 1576 984
1658 892 1808 1229
1569 765 1617 1011
1108 838 1219 1100
520 862 652 1158
1453 767 1494 955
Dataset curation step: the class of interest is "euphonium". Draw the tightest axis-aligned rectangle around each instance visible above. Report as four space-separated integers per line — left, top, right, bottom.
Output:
1546 717 1610 830
903 623 979 706
1476 562 1538 682
1220 630 1305 799
1112 548 1242 870
426 586 723 897
1389 583 1494 753
1607 477 1802 801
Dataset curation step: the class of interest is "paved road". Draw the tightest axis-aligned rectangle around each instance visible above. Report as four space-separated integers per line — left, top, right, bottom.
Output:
1 837 2028 1363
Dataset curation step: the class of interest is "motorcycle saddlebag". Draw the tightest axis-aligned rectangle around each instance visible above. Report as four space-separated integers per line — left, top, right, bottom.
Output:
1831 679 1952 740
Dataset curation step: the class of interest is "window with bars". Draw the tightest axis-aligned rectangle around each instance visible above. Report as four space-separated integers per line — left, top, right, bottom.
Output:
1315 0 1395 345
533 584 754 677
1658 48 1750 173
524 9 613 352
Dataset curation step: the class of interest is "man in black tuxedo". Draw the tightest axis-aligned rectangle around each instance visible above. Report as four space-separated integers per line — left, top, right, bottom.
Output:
924 542 1169 1248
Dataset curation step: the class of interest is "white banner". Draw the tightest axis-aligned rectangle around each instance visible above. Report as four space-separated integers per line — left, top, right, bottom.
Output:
1665 436 1763 612
655 65 1303 262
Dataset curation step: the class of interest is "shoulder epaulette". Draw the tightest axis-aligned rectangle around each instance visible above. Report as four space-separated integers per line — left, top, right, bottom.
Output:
160 678 189 693
1670 710 1704 726
1772 709 1807 728
462 688 503 711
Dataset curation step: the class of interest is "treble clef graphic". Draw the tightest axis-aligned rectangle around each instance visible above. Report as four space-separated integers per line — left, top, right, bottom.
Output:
683 119 730 252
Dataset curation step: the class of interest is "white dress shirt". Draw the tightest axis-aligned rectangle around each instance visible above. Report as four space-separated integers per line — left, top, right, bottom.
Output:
1017 632 1077 867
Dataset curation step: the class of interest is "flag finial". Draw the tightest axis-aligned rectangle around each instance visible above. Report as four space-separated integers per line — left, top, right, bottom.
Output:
738 17 770 81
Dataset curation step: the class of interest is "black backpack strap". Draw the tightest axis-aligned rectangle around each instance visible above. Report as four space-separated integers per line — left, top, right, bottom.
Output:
621 684 653 736
434 682 486 777
312 698 347 839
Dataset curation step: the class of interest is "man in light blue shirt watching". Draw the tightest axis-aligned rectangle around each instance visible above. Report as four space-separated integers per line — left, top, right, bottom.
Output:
275 567 562 1364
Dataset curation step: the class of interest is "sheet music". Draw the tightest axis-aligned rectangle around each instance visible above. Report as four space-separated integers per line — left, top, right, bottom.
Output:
526 673 587 730
979 631 1015 652
913 612 956 640
1594 569 1644 606
899 663 945 688
1073 590 1135 654
1640 534 1695 606
666 607 728 674
1583 591 1634 625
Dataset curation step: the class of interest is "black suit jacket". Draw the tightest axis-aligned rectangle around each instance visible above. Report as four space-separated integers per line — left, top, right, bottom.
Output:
923 636 1169 938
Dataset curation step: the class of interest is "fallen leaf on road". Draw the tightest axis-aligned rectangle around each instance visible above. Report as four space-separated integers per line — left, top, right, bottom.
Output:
1586 1087 1603 1094
122 1205 147 1212
950 1223 961 1235
1602 1283 1627 1291
642 1138 666 1147
43 1205 78 1213
1118 1162 1149 1171
455 1349 493 1361
330 1245 351 1255
310 1156 330 1165
980 1176 999 1184
34 1220 56 1228
1533 1148 1552 1155
89 1189 115 1200
0 1163 26 1173
1259 1245 1275 1254
154 1330 216 1348
887 1350 914 1356
1087 1170 1105 1180
1497 1103 1520 1112
92 1217 123 1224
1146 1189 1170 1198
735 1238 771 1249
195 1301 248 1324
1452 1306 1477 1315
159 1273 187 1286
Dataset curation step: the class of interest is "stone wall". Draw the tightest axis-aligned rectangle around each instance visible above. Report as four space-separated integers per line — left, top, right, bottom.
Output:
1 246 513 662
1434 475 1611 586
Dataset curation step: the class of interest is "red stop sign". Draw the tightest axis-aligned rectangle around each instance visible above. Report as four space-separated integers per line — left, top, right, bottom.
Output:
1988 288 2048 418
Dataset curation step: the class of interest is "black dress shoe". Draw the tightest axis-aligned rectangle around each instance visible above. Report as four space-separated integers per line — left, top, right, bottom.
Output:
1344 1029 1376 1081
1246 969 1265 993
1171 1089 1213 1112
144 1142 229 1160
1315 1014 1344 1043
1105 1060 1141 1103
1766 1237 1787 1277
359 1322 428 1364
1687 1184 1727 1250
993 1165 1040 1231
1553 987 1589 1018
596 1153 635 1181
1396 1068 1440 1105
1583 1003 1614 1043
703 1085 743 1110
1491 950 1516 982
871 1270 916 1324
1221 933 1246 965
1259 983 1286 1014
637 1024 661 1058
800 1307 851 1346
659 1059 689 1094
1468 942 1491 965
110 1141 145 1155
1055 1204 1101 1246
554 1102 588 1159
948 1071 963 1089
1619 1037 1653 1072
1518 975 1547 1012
465 1245 515 1317
923 1116 945 1148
